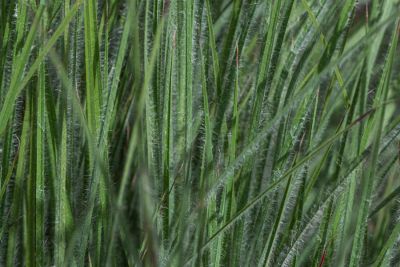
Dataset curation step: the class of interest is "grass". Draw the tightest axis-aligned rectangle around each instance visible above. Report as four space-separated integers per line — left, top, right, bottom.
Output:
0 0 400 266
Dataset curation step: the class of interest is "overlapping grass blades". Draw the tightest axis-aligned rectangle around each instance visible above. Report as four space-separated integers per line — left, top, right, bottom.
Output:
0 0 399 266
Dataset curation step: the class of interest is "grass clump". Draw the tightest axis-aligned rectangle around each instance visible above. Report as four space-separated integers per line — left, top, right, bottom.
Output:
0 0 400 266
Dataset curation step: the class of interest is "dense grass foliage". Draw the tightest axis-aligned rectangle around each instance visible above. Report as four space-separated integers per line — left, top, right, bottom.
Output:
0 0 400 266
